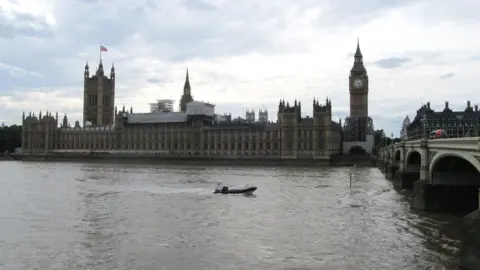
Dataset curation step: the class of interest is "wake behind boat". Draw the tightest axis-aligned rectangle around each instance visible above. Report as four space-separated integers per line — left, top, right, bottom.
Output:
213 183 257 195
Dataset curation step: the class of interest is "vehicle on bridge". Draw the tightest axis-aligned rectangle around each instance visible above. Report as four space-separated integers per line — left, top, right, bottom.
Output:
429 129 448 139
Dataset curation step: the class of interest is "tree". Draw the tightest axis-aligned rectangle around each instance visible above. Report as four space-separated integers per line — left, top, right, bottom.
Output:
0 125 22 154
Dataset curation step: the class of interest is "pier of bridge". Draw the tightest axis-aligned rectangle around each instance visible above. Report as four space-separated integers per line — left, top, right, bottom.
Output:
377 137 480 269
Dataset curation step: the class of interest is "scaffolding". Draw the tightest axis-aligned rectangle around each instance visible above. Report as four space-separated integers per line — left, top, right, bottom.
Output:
149 99 174 113
343 116 374 142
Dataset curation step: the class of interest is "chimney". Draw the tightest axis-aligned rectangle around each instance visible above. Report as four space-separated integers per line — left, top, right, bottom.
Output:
475 105 478 112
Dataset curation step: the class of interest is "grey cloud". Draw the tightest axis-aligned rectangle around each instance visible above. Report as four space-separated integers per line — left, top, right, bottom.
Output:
411 0 480 24
319 0 480 27
184 0 217 10
0 0 477 134
373 57 412 69
3 0 393 92
309 0 421 26
0 0 289 90
439 72 455 79
146 78 171 84
470 55 480 61
0 7 54 39
146 78 161 84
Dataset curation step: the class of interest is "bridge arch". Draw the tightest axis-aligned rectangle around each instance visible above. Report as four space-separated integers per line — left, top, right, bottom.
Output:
405 149 422 173
406 150 421 164
430 152 480 185
394 150 401 162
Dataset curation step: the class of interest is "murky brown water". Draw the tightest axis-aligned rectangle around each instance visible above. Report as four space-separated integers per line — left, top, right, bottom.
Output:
0 161 462 269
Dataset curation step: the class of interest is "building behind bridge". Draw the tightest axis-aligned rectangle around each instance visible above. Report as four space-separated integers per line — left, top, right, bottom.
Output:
406 101 480 140
400 116 411 141
19 61 344 159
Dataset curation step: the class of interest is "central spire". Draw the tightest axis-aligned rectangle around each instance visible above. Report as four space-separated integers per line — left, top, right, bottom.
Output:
351 38 366 74
354 37 362 58
97 60 104 75
179 68 194 112
184 68 191 94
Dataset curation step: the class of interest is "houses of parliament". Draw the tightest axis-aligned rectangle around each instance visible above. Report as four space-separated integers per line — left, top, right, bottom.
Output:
19 41 372 160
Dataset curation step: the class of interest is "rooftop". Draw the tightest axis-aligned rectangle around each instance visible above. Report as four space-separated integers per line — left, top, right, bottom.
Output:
127 111 187 124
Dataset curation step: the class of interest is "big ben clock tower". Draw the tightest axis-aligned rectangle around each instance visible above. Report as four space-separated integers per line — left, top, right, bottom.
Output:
349 39 368 118
345 39 371 143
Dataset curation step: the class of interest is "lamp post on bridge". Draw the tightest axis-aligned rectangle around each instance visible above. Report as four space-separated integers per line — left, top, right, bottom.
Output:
456 115 463 138
420 112 428 140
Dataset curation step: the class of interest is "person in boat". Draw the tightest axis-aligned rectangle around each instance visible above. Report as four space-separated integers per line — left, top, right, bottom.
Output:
221 185 228 193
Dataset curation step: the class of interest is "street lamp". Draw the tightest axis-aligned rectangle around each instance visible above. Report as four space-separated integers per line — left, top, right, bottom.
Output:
456 115 463 138
421 112 428 139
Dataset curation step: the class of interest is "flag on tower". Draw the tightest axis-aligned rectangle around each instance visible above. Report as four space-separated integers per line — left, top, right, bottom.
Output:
100 45 108 52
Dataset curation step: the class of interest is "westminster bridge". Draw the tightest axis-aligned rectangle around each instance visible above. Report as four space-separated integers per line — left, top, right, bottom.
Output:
377 137 480 269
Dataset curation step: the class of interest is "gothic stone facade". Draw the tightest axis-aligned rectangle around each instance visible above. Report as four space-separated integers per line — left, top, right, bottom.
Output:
20 60 342 160
83 61 115 127
21 100 341 159
407 101 480 140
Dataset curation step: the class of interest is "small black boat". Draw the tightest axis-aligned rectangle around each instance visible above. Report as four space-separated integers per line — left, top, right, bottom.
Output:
213 184 257 195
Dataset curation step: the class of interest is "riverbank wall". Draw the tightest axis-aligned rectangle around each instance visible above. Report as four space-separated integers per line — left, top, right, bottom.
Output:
9 151 375 167
0 155 14 161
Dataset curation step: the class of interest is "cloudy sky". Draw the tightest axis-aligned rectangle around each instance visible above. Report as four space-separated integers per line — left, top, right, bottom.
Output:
0 0 479 136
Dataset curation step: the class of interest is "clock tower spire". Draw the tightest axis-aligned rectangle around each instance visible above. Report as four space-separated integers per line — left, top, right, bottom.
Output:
349 38 368 118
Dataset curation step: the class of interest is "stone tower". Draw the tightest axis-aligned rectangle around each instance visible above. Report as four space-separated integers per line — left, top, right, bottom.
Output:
179 69 194 112
345 39 369 142
83 61 115 127
349 39 368 118
277 99 301 155
313 98 333 156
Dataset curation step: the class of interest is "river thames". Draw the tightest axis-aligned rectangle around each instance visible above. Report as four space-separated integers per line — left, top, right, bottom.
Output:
0 161 462 269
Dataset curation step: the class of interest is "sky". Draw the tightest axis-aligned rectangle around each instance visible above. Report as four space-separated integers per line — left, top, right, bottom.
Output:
0 0 479 137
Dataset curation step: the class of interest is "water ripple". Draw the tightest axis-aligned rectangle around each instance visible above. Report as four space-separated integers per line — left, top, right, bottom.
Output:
0 161 462 269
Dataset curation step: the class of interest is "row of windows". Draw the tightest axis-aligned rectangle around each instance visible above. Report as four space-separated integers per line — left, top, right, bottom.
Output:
53 132 327 142
87 95 111 107
29 140 329 151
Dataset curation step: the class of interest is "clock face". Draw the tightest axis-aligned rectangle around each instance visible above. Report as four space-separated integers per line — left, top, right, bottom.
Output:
353 79 363 88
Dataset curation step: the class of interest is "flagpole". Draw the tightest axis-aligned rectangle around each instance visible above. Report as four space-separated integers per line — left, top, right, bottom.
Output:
99 45 102 63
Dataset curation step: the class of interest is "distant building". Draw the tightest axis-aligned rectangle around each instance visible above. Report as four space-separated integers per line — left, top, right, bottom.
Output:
407 101 480 139
258 109 268 123
245 110 255 122
400 116 411 141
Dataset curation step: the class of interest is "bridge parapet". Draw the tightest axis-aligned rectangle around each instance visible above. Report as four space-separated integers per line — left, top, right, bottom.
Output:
427 137 480 151
377 137 480 187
